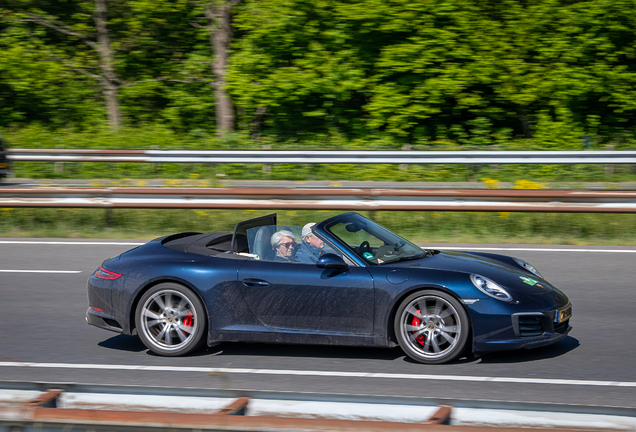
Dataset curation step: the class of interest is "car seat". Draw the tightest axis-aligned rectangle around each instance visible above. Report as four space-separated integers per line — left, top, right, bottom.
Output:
253 226 274 260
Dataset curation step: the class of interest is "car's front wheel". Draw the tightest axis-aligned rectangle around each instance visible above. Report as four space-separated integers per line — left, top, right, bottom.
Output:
394 290 469 364
135 283 206 356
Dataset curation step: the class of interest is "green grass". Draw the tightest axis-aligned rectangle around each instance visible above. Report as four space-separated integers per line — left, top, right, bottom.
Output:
2 208 635 245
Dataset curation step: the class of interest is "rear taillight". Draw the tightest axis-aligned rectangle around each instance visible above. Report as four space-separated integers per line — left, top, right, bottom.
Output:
95 266 122 280
89 306 104 313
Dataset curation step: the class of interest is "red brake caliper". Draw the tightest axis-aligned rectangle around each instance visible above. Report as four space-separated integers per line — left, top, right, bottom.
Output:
412 309 425 345
183 312 193 333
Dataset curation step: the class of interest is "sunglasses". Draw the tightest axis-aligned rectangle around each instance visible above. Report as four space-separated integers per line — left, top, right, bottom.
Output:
280 242 296 249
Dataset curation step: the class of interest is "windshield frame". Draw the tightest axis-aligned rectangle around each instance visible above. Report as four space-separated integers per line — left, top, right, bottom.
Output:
319 213 426 266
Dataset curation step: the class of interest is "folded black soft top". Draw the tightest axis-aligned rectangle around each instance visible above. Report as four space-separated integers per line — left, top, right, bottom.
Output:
162 232 248 257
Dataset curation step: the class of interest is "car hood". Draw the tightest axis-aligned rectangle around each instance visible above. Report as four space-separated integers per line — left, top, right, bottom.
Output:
387 250 561 298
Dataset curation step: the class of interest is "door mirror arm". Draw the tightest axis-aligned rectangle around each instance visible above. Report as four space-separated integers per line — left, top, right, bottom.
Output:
316 253 348 272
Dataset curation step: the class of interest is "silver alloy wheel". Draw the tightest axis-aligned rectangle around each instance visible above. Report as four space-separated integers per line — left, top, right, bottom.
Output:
139 289 199 352
399 294 462 360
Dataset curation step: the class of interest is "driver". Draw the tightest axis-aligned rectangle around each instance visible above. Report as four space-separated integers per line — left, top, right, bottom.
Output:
293 223 325 264
270 230 297 262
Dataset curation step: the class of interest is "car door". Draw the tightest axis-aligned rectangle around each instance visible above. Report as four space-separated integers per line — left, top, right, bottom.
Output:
237 260 374 335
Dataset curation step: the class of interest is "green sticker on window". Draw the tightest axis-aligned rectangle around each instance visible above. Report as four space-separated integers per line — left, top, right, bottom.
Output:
363 252 374 260
520 276 538 286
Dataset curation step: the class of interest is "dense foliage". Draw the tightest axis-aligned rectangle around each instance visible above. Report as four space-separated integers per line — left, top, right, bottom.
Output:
1 0 636 148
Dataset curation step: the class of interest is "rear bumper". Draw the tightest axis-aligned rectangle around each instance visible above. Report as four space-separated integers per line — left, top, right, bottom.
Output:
86 307 124 334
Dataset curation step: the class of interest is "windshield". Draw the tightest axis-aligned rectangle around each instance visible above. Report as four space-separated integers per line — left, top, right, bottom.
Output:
325 214 426 265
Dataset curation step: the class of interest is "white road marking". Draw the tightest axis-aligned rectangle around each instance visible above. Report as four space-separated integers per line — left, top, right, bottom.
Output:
0 270 82 273
0 362 634 388
426 247 636 253
0 241 144 245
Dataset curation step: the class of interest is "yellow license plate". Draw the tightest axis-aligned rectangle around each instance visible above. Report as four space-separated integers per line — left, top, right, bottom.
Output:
556 305 572 323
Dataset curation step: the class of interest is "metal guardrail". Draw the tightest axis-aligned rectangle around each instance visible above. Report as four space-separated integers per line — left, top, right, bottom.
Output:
2 389 451 432
7 148 636 164
2 382 635 431
1 187 636 212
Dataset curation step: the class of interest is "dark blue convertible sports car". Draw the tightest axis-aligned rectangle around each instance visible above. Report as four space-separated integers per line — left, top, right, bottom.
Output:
86 212 572 364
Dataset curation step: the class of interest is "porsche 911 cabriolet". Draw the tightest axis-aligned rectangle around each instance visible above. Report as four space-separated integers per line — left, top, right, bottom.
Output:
86 212 572 364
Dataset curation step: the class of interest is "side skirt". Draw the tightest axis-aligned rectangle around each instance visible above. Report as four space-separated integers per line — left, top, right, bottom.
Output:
208 326 390 348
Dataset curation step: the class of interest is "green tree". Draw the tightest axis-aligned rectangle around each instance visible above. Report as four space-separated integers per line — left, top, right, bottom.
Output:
188 0 241 139
0 0 205 131
2 0 635 148
228 0 370 139
0 21 103 127
228 0 636 146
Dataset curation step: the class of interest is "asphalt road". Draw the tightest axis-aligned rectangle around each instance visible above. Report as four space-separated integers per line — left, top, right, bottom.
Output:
1 239 635 408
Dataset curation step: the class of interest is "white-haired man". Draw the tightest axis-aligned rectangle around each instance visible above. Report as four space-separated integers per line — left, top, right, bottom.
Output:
293 223 325 264
270 229 297 262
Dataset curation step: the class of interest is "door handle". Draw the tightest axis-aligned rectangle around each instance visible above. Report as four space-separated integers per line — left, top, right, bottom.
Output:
242 279 270 287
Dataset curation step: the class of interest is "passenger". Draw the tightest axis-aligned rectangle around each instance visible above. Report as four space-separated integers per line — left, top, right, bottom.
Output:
270 230 297 262
293 223 325 264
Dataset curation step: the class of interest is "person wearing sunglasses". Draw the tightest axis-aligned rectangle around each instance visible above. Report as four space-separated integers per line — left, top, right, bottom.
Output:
270 230 297 262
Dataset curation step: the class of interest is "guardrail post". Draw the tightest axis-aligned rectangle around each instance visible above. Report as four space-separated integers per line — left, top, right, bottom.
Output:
151 145 160 174
105 208 113 228
213 397 249 416
54 145 64 174
490 144 500 171
399 145 412 171
24 390 63 408
262 144 272 174
606 145 615 176
424 405 452 425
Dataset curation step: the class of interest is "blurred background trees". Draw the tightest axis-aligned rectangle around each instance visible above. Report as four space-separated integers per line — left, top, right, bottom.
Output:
1 0 635 148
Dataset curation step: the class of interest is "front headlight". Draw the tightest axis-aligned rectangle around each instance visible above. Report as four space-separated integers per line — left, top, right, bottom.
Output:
470 274 513 302
513 258 542 278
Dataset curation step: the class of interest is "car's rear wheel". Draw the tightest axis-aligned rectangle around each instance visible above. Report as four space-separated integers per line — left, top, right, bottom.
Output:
135 283 206 356
394 290 469 364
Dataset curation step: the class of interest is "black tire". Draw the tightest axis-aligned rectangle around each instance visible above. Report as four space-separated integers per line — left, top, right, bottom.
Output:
135 283 207 356
394 290 470 364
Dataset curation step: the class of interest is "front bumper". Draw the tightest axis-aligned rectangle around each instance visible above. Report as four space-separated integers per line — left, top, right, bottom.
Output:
473 324 571 353
469 299 572 354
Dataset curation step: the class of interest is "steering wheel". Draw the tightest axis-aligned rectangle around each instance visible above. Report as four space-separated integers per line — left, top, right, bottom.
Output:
357 240 371 256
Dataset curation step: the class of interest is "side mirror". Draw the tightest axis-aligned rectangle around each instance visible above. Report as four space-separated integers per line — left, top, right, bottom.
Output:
316 253 348 271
